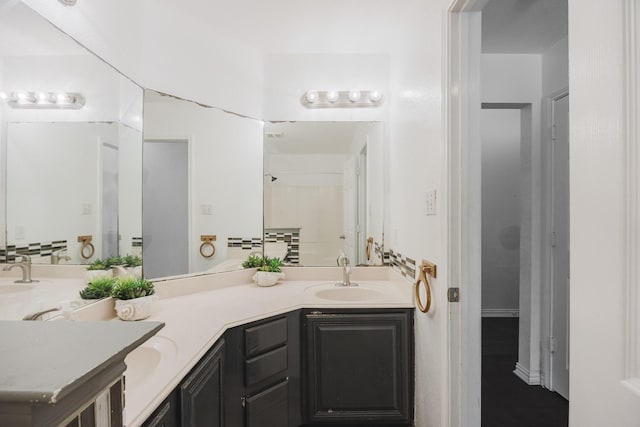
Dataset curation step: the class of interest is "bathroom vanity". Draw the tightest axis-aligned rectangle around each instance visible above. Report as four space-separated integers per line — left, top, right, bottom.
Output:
130 265 416 427
142 308 413 427
0 320 163 427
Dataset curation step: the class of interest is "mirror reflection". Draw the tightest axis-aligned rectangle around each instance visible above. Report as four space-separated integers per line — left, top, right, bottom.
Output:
142 90 263 279
263 122 384 267
1 2 143 265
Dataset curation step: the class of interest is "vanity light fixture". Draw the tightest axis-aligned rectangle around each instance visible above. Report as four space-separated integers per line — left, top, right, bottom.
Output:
301 90 383 108
0 91 85 110
58 0 77 6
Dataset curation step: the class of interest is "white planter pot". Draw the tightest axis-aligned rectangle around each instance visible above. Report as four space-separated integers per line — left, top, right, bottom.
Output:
84 269 113 282
114 295 158 321
252 271 285 287
112 265 142 279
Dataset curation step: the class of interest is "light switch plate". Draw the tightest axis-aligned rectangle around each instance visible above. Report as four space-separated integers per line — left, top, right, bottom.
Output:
425 190 436 215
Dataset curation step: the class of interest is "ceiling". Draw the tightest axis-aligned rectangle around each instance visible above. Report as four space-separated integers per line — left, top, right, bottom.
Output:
482 0 568 54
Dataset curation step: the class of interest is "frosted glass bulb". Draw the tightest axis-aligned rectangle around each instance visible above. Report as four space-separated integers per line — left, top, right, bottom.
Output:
305 90 319 104
0 92 7 100
349 90 361 102
369 90 383 102
326 91 339 103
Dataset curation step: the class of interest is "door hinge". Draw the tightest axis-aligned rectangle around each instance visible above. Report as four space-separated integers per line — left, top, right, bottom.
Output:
448 288 460 303
551 231 557 248
550 336 556 354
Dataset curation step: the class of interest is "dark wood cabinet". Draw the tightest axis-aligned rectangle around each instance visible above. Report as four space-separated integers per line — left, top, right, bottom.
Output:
224 310 301 427
142 308 414 427
303 309 414 425
180 339 225 427
141 390 179 427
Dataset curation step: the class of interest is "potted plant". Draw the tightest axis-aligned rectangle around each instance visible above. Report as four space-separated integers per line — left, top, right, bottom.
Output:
79 276 116 300
121 254 143 278
111 277 157 321
85 258 113 281
243 255 285 287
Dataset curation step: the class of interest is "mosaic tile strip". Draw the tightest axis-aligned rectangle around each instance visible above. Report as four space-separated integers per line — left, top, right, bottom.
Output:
389 249 416 280
227 237 263 250
132 237 143 248
265 228 300 265
1 240 67 262
374 241 391 265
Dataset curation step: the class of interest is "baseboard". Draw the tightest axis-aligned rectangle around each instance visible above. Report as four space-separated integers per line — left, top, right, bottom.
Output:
481 309 519 317
513 362 541 385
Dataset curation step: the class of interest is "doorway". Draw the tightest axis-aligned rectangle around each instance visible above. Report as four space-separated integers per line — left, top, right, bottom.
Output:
142 139 189 279
447 0 569 425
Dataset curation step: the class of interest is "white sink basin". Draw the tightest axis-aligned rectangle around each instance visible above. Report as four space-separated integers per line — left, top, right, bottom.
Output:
125 335 177 390
312 285 386 301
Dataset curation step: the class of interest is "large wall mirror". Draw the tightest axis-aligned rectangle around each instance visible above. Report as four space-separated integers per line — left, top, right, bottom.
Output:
0 2 143 265
142 90 263 279
264 122 385 267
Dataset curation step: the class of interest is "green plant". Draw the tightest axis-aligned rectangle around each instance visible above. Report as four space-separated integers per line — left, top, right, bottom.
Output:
110 277 155 300
242 255 283 273
79 277 116 299
242 254 264 269
121 255 142 267
87 258 108 271
106 256 124 267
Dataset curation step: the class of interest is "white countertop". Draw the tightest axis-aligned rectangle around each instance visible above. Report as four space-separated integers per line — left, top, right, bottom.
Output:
123 266 415 427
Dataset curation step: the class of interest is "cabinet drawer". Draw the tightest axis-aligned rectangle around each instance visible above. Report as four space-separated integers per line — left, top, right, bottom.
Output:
245 379 289 427
245 317 288 358
245 345 288 386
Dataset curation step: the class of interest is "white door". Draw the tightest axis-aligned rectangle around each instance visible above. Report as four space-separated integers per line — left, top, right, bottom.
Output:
142 140 189 279
550 93 569 399
568 0 640 425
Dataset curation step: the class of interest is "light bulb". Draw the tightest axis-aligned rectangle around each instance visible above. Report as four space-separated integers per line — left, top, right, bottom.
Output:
348 90 361 102
16 91 28 100
369 90 383 103
36 92 48 103
0 92 7 100
305 90 319 104
326 91 339 103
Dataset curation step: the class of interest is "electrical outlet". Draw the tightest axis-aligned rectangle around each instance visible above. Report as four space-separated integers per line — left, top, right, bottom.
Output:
81 203 92 215
15 225 25 240
425 190 437 215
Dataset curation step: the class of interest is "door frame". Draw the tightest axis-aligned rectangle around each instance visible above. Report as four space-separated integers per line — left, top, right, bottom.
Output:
446 1 485 426
541 88 570 392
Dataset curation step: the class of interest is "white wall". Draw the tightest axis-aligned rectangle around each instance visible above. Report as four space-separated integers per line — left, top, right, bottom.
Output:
6 122 116 263
144 99 263 274
118 124 143 257
542 36 569 97
481 109 521 314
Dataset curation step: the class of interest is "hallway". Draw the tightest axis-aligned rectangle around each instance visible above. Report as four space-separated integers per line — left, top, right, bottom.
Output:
482 318 568 427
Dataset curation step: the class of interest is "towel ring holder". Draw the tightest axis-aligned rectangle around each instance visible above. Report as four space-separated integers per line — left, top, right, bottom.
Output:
77 235 95 260
200 235 217 258
415 260 437 313
366 237 374 261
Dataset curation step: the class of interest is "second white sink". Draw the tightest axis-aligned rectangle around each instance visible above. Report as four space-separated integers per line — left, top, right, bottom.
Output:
312 285 386 301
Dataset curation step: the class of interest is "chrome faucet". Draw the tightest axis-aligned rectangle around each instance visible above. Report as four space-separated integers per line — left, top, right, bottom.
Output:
3 255 38 283
51 249 71 264
336 253 358 287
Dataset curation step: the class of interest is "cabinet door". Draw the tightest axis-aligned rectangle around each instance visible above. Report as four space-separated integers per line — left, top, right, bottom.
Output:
304 311 412 424
141 390 179 427
180 339 225 427
244 379 289 427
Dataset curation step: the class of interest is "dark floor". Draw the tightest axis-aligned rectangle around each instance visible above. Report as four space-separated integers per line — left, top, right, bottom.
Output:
482 317 568 427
